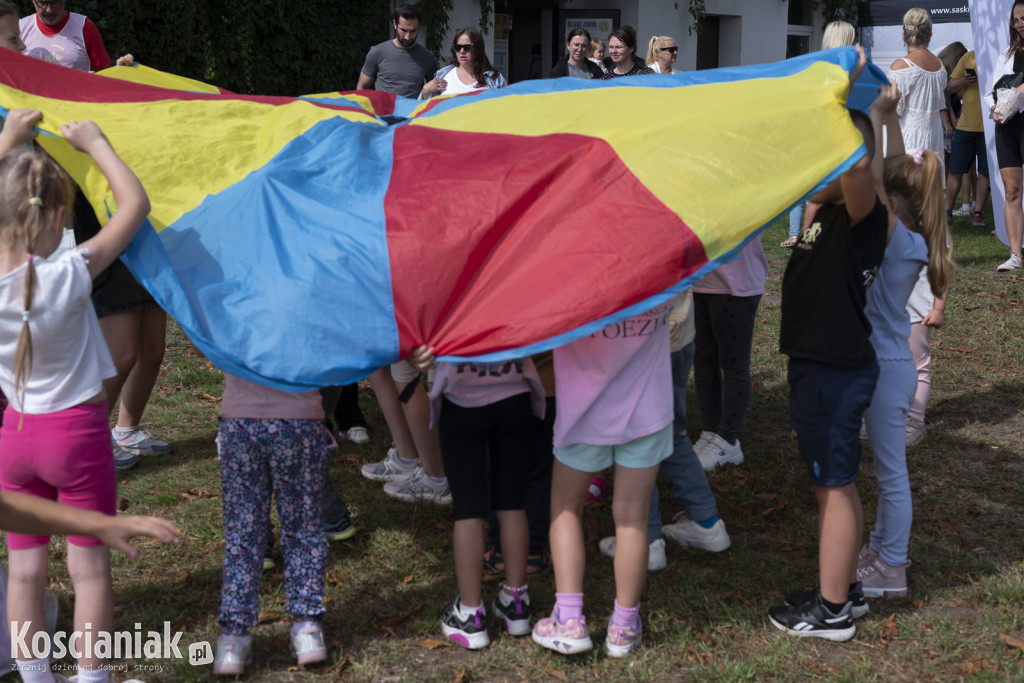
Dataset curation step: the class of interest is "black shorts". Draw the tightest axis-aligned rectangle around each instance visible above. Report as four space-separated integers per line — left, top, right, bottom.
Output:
73 187 154 318
995 114 1024 170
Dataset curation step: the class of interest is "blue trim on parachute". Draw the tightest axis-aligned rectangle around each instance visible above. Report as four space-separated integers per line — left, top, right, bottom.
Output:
119 117 400 391
436 141 868 366
407 46 889 122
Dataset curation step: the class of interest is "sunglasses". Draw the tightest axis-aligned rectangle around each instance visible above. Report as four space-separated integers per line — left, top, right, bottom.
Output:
660 46 679 53
453 44 473 53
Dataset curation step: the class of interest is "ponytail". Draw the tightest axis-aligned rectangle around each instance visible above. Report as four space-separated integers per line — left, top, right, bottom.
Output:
883 151 954 298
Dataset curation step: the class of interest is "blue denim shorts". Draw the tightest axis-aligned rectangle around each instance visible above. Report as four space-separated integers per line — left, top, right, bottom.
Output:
554 423 673 472
787 357 879 487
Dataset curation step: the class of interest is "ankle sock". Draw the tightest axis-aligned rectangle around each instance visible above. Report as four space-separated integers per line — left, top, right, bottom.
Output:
112 425 138 437
15 660 51 683
76 667 110 683
291 621 317 636
427 474 446 483
457 599 483 619
849 581 861 594
398 455 417 464
554 592 584 622
610 599 640 629
696 515 719 529
498 583 527 606
819 593 847 615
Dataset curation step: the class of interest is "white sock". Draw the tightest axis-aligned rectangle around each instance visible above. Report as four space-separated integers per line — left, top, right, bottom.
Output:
961 203 970 211
15 659 52 683
76 667 111 683
458 600 483 619
291 621 316 636
112 425 139 437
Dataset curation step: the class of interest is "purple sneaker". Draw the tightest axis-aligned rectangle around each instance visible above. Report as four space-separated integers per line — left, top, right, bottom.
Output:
605 617 643 658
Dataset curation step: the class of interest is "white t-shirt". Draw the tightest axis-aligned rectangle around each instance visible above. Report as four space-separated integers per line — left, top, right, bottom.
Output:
0 249 116 413
442 68 485 95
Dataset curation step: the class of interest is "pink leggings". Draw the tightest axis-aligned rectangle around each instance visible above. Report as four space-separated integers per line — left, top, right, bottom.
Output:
0 402 115 549
908 323 932 423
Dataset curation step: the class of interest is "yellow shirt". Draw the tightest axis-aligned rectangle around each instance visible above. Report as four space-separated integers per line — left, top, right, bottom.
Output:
951 52 982 133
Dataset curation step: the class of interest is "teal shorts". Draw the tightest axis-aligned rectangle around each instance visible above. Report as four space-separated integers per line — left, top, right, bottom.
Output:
554 423 673 472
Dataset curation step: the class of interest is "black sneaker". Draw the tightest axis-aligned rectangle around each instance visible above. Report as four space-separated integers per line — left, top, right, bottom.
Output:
492 586 531 636
441 597 490 649
768 593 856 641
784 582 869 619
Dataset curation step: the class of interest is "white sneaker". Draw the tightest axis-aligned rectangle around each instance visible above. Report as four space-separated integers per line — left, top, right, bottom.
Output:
342 426 370 443
951 204 972 216
696 433 744 471
661 513 731 552
598 536 666 571
997 254 1023 271
382 466 453 505
693 431 714 454
905 418 927 447
360 446 418 482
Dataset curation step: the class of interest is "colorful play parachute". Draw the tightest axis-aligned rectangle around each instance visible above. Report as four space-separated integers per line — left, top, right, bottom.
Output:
0 48 885 390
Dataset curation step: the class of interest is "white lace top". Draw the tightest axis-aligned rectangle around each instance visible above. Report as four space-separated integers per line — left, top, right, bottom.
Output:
888 58 948 158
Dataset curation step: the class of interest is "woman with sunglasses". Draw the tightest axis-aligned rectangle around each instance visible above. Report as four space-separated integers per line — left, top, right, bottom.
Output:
603 26 653 80
645 36 680 75
549 28 604 79
421 27 506 99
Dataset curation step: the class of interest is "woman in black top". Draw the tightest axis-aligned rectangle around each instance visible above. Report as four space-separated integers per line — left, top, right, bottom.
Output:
603 26 653 79
549 28 604 79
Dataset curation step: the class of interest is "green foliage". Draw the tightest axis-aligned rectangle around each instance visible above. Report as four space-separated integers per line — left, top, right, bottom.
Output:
416 0 455 60
812 0 864 23
15 0 393 95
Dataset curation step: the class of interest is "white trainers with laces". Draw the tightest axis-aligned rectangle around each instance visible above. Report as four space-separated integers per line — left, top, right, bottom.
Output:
382 466 453 504
661 513 731 552
360 446 418 482
696 433 744 471
598 536 666 571
997 254 1023 271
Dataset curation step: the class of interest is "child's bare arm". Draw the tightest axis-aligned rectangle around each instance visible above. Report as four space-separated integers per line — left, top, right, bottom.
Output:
0 491 180 558
63 120 151 279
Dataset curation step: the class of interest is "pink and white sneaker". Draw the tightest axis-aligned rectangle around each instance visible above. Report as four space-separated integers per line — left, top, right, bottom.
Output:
532 611 593 654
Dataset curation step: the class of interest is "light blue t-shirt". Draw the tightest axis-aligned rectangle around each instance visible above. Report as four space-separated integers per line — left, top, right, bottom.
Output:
865 220 928 360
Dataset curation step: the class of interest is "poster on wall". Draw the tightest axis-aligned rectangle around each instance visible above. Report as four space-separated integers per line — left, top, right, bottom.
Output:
563 17 614 46
493 13 509 81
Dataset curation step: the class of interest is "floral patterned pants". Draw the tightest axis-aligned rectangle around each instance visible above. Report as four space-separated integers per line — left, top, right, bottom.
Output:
217 417 331 633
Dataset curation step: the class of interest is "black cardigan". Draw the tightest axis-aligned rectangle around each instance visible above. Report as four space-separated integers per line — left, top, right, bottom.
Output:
548 55 605 79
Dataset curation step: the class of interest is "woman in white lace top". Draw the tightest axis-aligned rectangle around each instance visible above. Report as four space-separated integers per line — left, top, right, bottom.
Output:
888 8 953 160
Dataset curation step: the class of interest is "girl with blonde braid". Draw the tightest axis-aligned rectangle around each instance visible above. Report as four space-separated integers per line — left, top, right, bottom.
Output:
0 111 150 683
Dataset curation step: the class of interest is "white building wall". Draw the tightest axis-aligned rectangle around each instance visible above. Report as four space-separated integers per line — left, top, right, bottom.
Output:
442 0 822 76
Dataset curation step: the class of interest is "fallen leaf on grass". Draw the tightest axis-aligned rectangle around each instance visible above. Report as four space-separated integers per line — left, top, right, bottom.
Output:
414 639 451 650
879 614 899 639
999 632 1024 652
402 574 414 586
721 590 750 604
731 470 748 485
258 611 284 624
945 570 971 584
195 392 221 402
451 667 466 683
536 663 567 681
372 603 425 635
937 520 958 532
948 347 973 353
117 497 129 512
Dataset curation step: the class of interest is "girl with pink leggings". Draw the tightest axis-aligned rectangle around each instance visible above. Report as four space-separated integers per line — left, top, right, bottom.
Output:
0 111 150 683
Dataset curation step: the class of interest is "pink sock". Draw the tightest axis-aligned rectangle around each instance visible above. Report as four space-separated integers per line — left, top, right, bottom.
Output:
554 592 584 622
610 599 640 629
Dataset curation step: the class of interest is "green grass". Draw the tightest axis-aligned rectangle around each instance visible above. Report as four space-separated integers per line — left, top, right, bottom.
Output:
3 206 1023 682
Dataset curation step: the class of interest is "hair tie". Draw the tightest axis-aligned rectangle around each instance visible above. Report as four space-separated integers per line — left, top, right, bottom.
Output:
908 148 926 165
21 311 29 322
27 197 42 207
25 253 33 263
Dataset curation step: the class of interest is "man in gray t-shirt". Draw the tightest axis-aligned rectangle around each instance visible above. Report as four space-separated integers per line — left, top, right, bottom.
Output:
357 3 439 99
